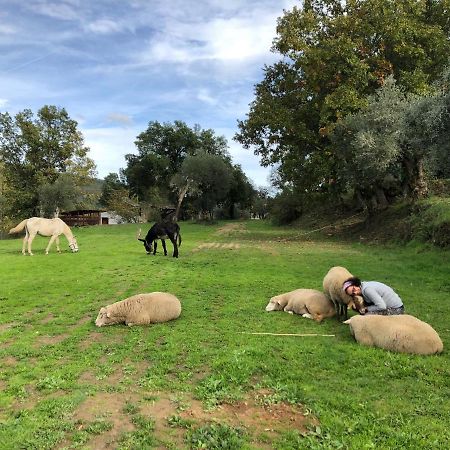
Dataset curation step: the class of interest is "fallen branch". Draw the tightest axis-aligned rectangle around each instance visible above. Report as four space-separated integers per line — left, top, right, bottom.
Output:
241 332 335 337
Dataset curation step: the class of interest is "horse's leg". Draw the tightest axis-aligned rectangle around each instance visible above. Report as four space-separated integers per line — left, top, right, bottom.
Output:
55 236 61 253
27 233 37 256
153 241 158 255
22 235 27 255
45 235 58 255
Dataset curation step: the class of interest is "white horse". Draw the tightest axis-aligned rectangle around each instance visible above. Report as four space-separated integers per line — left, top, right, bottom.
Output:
9 217 79 255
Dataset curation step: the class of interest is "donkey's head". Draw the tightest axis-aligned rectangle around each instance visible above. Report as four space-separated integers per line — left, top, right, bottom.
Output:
137 228 153 254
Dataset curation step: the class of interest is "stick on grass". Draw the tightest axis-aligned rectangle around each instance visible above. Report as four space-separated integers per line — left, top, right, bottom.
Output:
241 332 335 337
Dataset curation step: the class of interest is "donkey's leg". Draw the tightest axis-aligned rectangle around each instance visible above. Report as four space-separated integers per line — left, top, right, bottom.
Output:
45 235 58 255
161 240 168 256
169 238 178 258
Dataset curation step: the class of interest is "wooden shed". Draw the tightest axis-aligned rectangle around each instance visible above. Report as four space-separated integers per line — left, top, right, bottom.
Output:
60 210 103 226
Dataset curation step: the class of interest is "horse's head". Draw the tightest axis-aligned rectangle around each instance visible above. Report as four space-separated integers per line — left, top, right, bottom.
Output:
69 237 79 253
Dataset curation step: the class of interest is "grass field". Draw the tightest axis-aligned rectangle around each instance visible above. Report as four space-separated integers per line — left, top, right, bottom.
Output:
0 220 449 449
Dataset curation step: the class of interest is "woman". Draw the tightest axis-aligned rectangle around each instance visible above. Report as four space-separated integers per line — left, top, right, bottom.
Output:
342 277 404 315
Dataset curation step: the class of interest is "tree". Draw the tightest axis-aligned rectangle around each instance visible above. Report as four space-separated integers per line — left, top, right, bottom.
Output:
125 121 230 204
331 76 410 211
38 173 78 218
177 152 233 219
106 188 141 223
0 105 96 217
235 0 450 204
99 173 127 208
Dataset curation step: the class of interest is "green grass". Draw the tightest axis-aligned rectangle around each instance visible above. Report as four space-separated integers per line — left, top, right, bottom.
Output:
0 220 449 449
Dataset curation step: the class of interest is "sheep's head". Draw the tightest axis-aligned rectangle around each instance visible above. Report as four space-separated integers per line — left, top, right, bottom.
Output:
348 295 366 315
265 296 286 311
95 307 114 327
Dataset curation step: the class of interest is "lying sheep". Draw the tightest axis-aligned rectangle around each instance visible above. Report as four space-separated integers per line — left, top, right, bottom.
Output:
344 314 443 355
95 292 181 327
265 289 336 322
323 266 365 321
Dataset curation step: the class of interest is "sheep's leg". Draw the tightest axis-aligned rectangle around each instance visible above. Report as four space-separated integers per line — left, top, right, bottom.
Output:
161 239 168 256
302 313 313 319
45 235 58 255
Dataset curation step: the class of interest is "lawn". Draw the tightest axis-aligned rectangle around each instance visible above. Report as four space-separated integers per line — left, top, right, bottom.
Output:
0 220 448 449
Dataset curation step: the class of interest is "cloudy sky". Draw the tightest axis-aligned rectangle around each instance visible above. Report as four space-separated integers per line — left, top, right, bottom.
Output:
0 0 298 187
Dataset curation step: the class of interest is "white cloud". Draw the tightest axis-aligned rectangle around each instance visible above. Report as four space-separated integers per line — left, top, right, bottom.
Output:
82 126 139 178
27 1 81 21
0 23 16 34
106 113 133 127
84 19 124 34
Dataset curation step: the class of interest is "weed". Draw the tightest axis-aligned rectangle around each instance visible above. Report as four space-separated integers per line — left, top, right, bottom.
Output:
186 423 247 449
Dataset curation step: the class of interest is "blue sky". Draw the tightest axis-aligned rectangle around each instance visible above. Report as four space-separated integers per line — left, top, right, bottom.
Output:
1 0 298 187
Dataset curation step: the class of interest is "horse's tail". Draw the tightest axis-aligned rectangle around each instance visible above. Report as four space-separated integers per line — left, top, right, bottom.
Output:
9 219 28 234
178 232 182 247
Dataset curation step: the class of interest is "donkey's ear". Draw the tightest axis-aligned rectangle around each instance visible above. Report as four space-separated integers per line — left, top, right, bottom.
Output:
138 238 145 242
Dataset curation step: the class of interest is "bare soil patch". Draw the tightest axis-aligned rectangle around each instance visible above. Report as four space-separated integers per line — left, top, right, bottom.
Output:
68 388 316 448
34 333 70 347
215 223 248 235
193 242 241 252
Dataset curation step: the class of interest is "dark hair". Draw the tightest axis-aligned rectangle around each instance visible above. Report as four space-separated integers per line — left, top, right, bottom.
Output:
344 276 362 287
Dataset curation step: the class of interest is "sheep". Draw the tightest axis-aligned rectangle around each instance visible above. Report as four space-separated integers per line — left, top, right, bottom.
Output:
322 266 366 321
265 289 336 322
344 314 443 355
95 292 181 327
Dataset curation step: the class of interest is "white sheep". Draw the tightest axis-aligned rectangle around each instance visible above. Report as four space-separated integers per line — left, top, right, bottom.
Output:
265 289 336 322
95 292 181 327
344 314 443 355
322 266 365 321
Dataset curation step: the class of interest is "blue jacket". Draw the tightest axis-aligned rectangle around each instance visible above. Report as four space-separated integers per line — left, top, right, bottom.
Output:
361 281 403 312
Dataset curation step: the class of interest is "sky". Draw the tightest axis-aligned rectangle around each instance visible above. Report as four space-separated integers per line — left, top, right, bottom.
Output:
0 0 298 187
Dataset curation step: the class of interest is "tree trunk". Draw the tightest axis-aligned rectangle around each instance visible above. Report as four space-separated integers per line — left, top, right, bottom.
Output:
402 155 428 200
174 182 190 222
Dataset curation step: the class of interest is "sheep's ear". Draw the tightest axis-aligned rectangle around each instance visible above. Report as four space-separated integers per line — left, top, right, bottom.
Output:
106 311 111 318
343 319 351 324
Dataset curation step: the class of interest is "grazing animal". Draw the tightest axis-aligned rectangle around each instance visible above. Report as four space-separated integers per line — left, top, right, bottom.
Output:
9 217 79 256
323 266 366 321
344 314 443 355
137 222 181 258
95 292 182 327
265 288 336 322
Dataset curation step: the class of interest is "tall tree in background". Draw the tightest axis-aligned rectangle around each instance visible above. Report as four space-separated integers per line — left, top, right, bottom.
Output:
0 105 96 218
123 121 235 218
235 0 450 204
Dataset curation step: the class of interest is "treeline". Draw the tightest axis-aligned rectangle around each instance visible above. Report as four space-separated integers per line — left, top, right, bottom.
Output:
0 110 267 229
99 120 262 222
235 0 450 221
0 106 97 231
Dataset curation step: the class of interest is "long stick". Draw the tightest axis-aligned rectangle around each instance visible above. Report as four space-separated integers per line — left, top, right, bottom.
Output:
241 332 335 337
